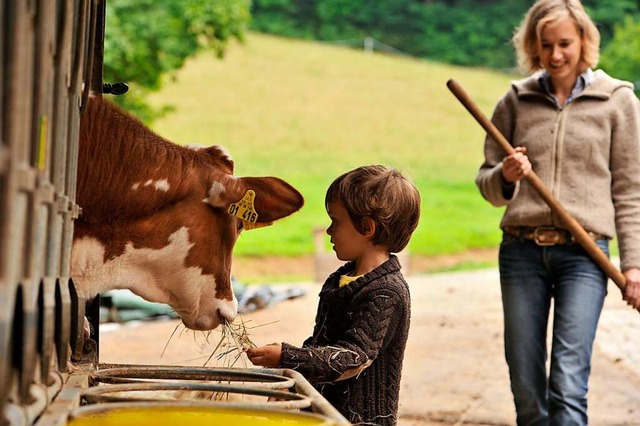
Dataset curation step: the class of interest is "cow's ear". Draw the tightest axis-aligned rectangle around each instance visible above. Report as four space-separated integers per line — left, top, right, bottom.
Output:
238 177 304 223
205 176 303 223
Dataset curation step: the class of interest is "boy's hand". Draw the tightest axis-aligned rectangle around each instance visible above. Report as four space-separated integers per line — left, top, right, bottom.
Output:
246 343 282 367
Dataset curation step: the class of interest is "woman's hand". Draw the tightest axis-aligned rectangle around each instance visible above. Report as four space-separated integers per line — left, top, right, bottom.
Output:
246 343 282 367
622 268 640 309
502 146 531 183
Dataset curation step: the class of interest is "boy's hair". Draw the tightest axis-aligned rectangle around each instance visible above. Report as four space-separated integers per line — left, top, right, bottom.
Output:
325 165 421 253
513 0 600 74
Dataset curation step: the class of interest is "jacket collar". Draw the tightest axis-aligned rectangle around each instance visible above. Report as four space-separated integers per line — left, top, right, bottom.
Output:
512 69 633 102
322 255 402 297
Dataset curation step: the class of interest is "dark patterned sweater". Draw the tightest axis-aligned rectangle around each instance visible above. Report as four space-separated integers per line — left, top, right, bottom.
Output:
279 255 411 425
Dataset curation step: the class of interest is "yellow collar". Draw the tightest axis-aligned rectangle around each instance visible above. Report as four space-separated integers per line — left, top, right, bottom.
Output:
339 274 363 287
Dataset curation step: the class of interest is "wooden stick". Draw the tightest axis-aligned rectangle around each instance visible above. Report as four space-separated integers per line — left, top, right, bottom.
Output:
446 79 629 294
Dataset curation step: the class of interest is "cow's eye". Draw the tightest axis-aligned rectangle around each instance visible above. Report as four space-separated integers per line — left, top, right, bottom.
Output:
237 220 244 233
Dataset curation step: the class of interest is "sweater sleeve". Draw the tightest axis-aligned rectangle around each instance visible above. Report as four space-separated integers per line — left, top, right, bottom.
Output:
611 89 640 270
279 287 401 384
475 90 521 206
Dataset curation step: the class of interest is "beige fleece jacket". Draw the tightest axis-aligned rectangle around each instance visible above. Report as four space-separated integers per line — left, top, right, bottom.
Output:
476 70 640 270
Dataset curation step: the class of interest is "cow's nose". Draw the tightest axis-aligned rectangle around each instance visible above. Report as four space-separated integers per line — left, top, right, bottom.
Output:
217 299 238 323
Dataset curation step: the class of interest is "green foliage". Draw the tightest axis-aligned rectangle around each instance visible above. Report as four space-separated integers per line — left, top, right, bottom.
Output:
600 16 640 89
103 0 250 119
417 2 527 68
583 0 639 45
250 0 640 71
183 0 251 55
250 0 319 38
250 0 529 68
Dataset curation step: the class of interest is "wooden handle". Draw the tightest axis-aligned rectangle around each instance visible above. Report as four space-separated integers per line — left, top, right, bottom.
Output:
446 79 628 292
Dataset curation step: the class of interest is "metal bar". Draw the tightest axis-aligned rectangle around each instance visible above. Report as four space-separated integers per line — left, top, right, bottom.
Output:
40 277 57 385
82 382 310 409
79 0 97 111
94 364 296 389
89 0 104 95
55 278 71 372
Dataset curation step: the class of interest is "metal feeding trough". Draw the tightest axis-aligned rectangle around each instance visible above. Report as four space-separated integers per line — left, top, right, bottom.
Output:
68 404 337 426
42 364 350 425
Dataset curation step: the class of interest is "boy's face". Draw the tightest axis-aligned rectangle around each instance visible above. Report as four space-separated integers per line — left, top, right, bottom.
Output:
326 200 370 262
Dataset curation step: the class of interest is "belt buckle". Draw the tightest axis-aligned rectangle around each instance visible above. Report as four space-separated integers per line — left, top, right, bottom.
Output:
533 227 561 246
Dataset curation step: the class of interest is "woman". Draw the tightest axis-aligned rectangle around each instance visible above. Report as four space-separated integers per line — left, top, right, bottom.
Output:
475 0 640 424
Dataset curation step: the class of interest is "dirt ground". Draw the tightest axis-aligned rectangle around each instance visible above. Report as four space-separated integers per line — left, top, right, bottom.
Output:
99 256 640 425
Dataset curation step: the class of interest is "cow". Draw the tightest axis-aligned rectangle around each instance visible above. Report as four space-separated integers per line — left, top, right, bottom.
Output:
71 96 304 331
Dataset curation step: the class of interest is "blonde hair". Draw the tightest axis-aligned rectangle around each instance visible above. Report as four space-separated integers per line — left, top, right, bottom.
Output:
325 165 421 253
513 0 600 73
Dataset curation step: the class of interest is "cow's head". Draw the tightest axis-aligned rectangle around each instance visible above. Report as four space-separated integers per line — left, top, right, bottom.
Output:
184 176 303 330
159 145 301 330
71 141 303 331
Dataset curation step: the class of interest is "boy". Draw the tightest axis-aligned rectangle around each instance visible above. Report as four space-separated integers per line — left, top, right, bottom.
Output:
247 165 421 425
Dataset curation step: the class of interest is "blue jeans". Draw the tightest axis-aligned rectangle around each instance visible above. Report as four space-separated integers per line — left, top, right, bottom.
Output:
499 234 609 426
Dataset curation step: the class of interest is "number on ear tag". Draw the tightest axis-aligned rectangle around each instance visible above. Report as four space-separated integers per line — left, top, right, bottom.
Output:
227 190 273 230
228 190 259 223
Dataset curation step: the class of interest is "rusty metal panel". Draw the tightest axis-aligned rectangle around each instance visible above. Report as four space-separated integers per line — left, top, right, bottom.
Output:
1 0 35 416
1 0 33 296
29 0 60 391
1 0 101 423
0 0 8 413
13 0 61 406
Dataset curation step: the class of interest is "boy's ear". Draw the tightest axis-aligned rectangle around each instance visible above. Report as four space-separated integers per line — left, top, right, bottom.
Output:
362 217 376 238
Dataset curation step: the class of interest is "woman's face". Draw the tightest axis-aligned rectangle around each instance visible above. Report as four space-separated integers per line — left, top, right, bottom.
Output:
538 17 583 88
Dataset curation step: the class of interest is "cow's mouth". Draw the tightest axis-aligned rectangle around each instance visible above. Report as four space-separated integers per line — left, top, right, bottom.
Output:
175 292 238 331
193 314 223 331
182 302 238 331
177 313 219 331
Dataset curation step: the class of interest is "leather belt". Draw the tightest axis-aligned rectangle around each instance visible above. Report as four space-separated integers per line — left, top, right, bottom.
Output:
503 226 607 246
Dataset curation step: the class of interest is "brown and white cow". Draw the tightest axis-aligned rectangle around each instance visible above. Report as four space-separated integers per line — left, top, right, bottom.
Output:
71 96 303 330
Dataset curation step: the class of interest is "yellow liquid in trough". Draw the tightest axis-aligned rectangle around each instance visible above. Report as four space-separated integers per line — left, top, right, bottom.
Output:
68 406 335 426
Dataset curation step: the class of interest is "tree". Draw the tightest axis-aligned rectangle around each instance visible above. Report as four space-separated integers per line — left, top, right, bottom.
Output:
103 0 250 121
583 0 639 45
600 16 640 92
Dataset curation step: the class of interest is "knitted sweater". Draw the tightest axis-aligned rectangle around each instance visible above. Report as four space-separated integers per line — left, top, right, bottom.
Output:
279 256 411 425
476 70 640 270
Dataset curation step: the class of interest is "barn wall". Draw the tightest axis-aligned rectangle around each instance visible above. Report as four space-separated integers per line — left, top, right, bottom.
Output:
0 1 102 424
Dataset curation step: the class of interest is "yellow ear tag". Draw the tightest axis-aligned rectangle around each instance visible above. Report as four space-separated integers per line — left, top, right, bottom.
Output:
227 190 273 230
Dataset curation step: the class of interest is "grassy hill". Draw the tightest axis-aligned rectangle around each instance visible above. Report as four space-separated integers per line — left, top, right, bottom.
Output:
148 33 517 266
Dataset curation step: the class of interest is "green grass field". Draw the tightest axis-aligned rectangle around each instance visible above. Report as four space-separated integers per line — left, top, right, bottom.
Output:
147 33 517 260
